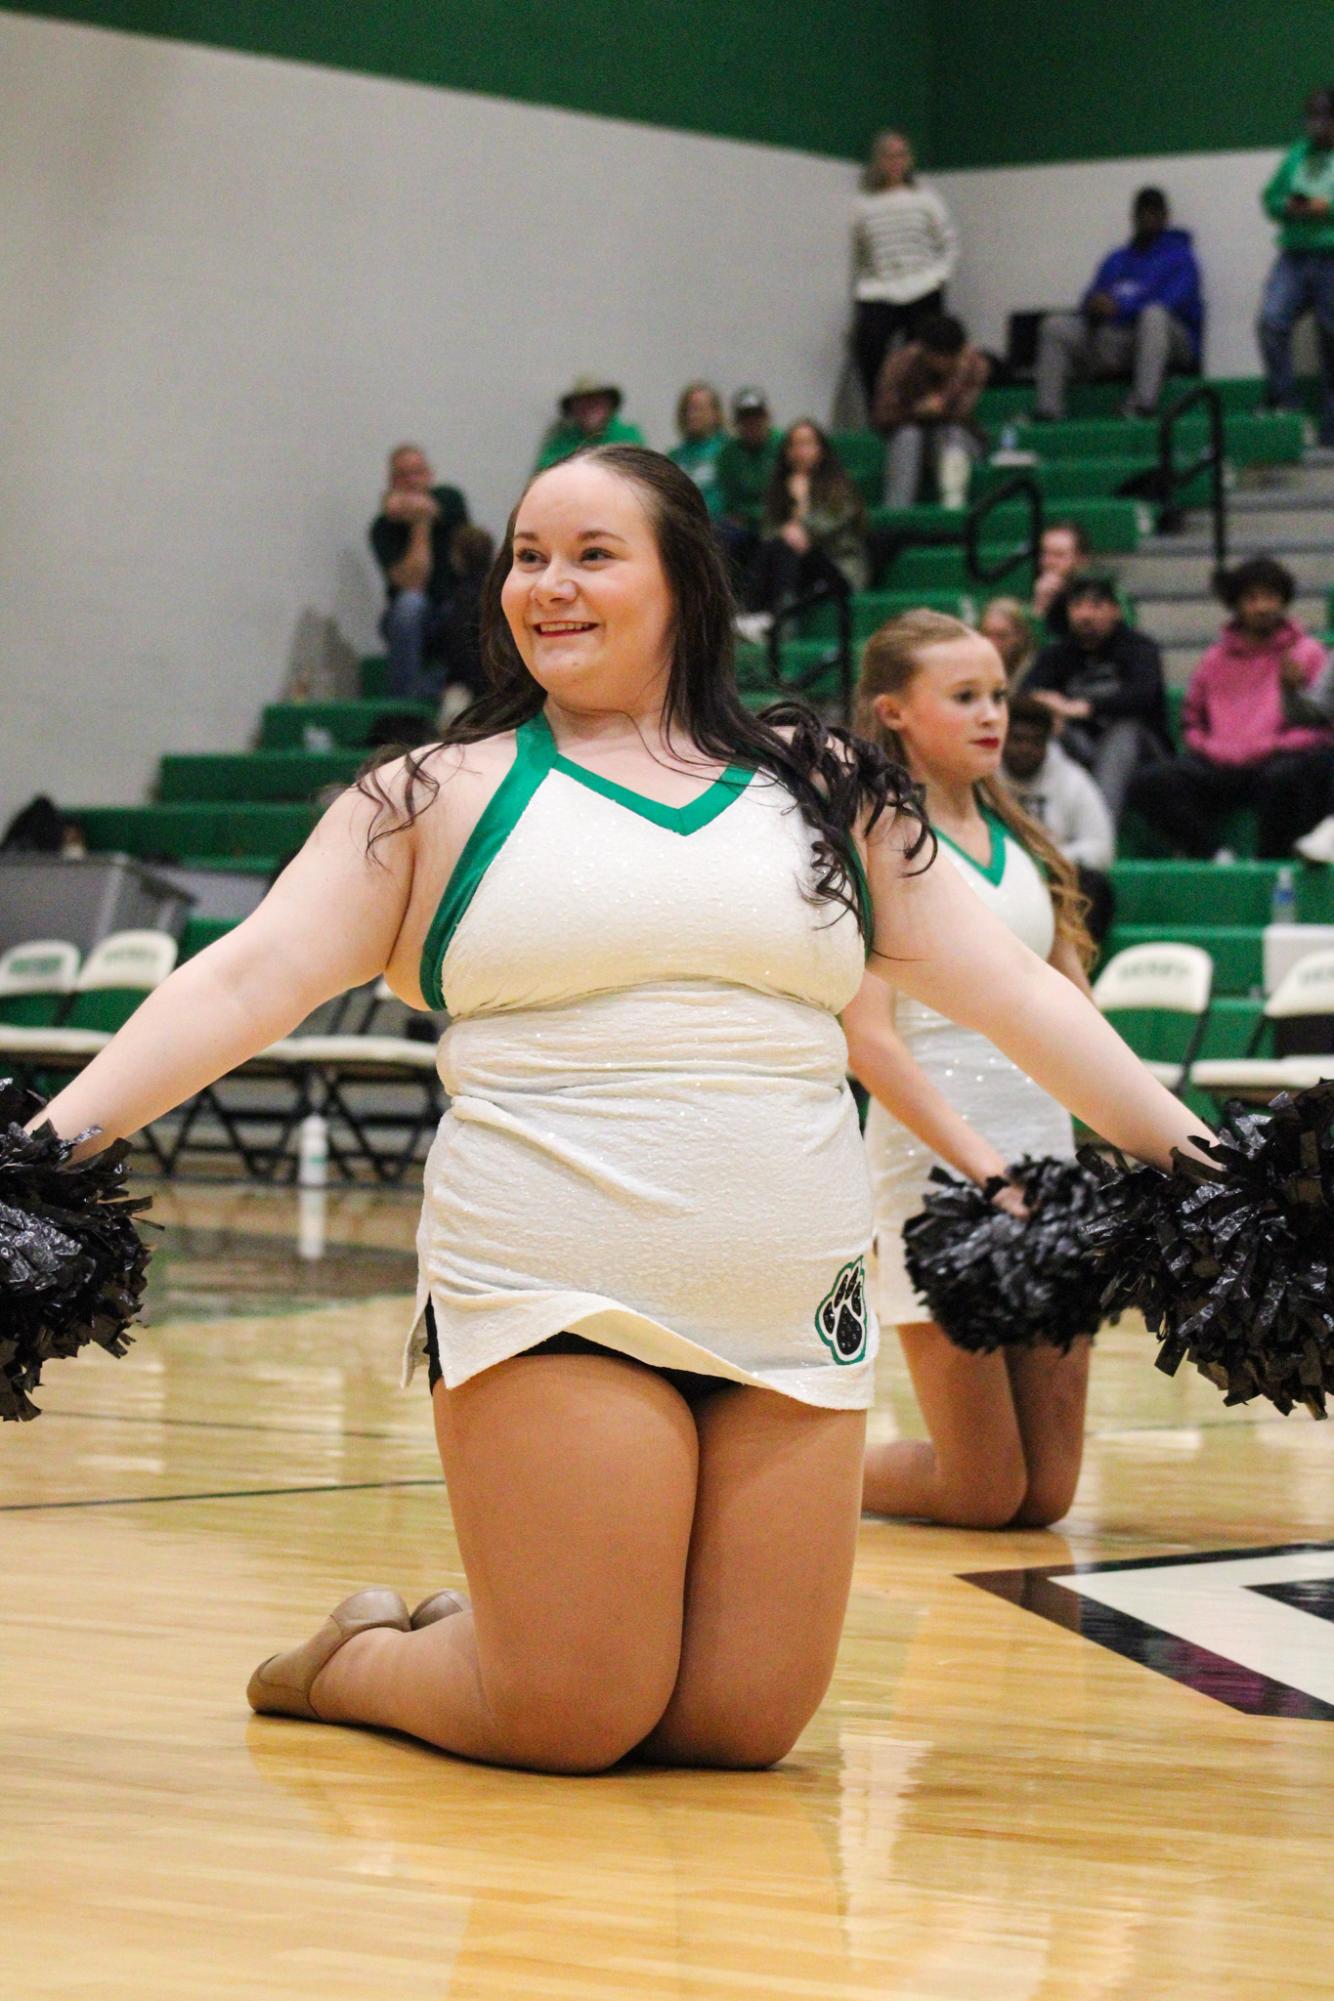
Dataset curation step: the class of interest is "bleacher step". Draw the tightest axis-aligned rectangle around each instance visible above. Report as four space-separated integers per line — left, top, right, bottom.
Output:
1110 860 1334 927
159 750 363 803
260 699 436 751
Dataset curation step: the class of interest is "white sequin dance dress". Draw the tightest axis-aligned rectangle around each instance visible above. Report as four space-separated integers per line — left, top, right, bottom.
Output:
864 807 1075 1328
404 711 877 1408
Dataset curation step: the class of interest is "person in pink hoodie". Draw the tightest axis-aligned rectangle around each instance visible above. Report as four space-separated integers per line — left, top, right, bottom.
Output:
1128 558 1333 857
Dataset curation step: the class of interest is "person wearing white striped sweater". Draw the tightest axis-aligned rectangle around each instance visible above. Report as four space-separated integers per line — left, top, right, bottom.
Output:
850 131 959 405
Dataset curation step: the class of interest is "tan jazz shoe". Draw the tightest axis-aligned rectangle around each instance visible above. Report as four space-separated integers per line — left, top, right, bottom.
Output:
409 1589 469 1629
247 1588 410 1720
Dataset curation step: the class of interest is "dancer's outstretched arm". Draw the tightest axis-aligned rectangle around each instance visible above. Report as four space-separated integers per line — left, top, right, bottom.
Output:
864 815 1210 1171
40 777 414 1146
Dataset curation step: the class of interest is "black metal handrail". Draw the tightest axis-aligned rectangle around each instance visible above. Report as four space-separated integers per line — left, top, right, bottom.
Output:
962 470 1045 587
1157 382 1227 569
740 583 855 724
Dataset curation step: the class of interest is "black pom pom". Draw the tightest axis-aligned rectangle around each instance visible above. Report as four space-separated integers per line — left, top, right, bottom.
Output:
0 1079 153 1421
1083 1081 1334 1419
903 1154 1110 1354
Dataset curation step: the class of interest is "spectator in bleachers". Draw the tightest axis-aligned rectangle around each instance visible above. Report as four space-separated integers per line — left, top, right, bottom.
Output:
872 314 990 509
716 387 781 578
1002 693 1116 942
369 443 470 701
534 375 645 471
433 523 495 721
1026 575 1169 821
1258 86 1334 445
1129 558 1333 859
980 596 1038 685
850 130 958 408
668 382 727 519
1033 188 1202 422
738 421 868 637
1031 520 1091 637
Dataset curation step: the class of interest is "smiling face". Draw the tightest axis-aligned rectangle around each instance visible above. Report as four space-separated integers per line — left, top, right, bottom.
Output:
500 459 675 714
873 634 1009 786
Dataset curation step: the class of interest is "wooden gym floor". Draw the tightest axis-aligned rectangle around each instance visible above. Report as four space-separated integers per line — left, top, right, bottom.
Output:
3 1178 1334 2000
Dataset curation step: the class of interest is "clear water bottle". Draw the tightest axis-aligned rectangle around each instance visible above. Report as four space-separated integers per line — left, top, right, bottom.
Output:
999 421 1019 452
297 1111 328 1189
1271 864 1297 924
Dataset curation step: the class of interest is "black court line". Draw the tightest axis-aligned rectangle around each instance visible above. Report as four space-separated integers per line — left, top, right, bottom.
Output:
0 1477 444 1515
36 1409 424 1444
965 1541 1334 1721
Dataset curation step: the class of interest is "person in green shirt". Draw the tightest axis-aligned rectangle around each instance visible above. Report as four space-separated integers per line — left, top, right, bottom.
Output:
1259 86 1334 443
668 382 727 519
715 387 781 577
534 375 645 471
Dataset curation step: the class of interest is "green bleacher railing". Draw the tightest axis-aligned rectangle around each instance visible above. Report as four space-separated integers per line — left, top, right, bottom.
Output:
1157 382 1227 567
756 581 855 724
963 470 1045 589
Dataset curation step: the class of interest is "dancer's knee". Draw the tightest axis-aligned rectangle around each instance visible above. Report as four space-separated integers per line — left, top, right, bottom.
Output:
651 1687 824 1771
485 1660 679 1775
1011 1464 1079 1529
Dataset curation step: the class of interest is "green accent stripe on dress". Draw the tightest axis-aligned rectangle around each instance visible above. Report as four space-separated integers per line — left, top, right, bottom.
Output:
531 710 755 835
847 840 873 951
418 716 554 1010
932 806 1010 888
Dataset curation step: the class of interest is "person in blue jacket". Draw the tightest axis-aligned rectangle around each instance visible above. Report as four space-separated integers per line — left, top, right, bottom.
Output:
1034 188 1203 420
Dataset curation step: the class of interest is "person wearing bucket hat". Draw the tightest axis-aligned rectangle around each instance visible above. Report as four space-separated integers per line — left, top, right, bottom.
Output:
534 374 645 471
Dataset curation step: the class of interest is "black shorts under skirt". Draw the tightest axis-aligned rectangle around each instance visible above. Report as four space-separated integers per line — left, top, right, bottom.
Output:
423 1300 728 1409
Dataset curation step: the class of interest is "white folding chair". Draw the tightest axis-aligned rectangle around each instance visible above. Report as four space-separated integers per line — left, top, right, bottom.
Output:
165 980 443 1183
1092 941 1214 1094
1191 946 1334 1103
0 929 178 1162
0 938 81 1030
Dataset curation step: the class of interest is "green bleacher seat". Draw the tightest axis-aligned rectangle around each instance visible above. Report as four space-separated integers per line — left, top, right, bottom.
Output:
1012 410 1303 465
159 750 364 803
973 455 1213 506
886 547 1033 595
977 374 1319 429
872 495 1141 554
829 431 885 507
798 589 972 641
72 803 317 862
1110 860 1334 929
260 699 436 751
180 916 240 960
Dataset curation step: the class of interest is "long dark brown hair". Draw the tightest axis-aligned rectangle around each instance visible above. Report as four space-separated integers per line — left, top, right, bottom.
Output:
763 420 865 531
356 445 927 942
855 609 1094 967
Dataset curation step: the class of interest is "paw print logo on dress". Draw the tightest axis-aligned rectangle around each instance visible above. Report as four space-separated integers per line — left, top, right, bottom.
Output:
815 1257 868 1365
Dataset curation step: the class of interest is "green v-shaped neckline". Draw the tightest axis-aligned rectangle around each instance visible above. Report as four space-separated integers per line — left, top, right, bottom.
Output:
933 806 1009 887
530 710 755 835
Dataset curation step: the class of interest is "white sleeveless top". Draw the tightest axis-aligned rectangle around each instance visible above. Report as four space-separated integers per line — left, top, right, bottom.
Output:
864 808 1075 1327
405 711 878 1408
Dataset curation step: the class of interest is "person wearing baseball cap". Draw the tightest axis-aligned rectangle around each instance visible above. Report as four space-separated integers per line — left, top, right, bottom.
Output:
716 388 781 575
534 374 645 471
